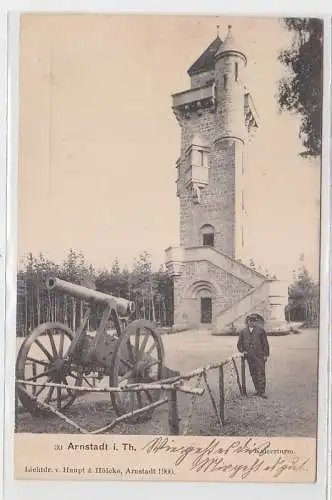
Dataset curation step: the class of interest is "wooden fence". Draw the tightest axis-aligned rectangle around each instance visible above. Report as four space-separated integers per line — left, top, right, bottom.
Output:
16 354 247 435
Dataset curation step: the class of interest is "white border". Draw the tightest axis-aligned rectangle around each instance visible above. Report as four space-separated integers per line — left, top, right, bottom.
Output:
1 3 331 500
1 0 332 15
0 9 8 500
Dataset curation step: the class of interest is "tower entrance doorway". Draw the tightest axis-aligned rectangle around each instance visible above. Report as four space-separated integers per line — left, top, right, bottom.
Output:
201 297 212 324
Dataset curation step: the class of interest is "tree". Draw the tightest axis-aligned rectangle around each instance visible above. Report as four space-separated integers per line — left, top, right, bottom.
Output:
154 265 174 326
287 266 319 323
16 249 175 337
60 249 92 330
277 18 323 157
131 251 156 321
96 258 129 299
111 257 121 277
17 252 59 334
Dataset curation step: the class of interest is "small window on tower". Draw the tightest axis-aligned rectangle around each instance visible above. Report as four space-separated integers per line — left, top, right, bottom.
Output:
223 74 228 89
235 62 238 81
203 233 214 247
200 224 215 247
199 150 204 166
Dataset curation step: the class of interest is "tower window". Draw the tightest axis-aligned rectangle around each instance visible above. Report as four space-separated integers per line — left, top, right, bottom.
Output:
235 62 238 82
203 233 214 247
223 74 228 89
200 224 215 247
198 150 204 166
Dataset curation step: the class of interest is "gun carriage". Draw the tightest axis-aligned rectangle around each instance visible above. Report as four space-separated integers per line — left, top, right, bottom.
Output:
16 277 165 423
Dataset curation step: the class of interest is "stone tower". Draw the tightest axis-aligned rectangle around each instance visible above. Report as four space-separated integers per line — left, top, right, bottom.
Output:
165 26 288 332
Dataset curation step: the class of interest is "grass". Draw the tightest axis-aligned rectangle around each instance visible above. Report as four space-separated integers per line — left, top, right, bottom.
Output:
16 328 318 437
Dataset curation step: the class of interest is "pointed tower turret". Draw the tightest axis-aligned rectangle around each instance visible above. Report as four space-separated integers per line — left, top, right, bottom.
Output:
214 25 247 143
171 26 257 258
165 25 288 333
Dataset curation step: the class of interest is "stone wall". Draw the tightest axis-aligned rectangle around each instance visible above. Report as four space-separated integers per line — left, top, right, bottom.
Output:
173 260 252 328
177 105 241 257
169 40 283 332
176 50 246 259
190 70 215 89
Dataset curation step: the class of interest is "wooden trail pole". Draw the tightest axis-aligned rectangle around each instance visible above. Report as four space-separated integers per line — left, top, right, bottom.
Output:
17 385 89 434
232 358 242 395
241 357 247 396
168 389 180 435
202 371 223 431
219 365 225 424
92 398 168 435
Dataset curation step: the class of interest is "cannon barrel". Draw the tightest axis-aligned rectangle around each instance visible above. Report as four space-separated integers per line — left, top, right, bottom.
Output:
46 277 135 316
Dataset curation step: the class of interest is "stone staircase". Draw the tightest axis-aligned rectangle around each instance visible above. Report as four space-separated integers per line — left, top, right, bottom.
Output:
183 246 266 288
184 247 273 332
214 280 271 332
165 245 289 333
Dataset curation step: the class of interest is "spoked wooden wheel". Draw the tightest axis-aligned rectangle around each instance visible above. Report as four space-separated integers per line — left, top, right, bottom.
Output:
109 319 165 423
16 322 83 414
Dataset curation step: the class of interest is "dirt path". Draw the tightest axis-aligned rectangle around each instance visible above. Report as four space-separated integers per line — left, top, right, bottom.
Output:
162 327 319 436
16 328 318 437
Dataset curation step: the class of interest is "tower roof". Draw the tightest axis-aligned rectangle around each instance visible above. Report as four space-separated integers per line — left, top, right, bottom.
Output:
187 36 223 76
216 25 247 63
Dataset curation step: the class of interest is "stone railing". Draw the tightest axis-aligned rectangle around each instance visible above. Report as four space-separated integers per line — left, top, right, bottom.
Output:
215 281 270 331
183 246 267 287
172 83 215 110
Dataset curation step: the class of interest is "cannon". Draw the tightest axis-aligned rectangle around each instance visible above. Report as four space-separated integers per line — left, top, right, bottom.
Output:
16 277 165 423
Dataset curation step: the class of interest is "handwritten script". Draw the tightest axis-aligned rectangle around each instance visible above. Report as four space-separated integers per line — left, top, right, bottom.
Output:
141 437 311 480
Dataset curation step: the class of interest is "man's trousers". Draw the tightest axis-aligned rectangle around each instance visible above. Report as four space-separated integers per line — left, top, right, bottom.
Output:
246 353 266 395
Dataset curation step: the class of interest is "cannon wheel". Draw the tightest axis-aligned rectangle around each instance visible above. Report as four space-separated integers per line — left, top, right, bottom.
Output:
16 322 83 414
109 319 165 423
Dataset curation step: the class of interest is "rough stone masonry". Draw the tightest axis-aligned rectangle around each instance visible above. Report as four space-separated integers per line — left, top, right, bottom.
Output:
165 26 288 333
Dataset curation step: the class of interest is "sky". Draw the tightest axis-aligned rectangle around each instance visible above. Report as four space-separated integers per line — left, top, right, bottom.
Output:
17 14 321 281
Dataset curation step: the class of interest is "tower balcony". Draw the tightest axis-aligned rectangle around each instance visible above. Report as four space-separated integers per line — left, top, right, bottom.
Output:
184 165 209 189
172 83 215 115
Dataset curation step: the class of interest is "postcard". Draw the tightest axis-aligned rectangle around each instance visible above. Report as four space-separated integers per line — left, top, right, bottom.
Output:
10 12 326 484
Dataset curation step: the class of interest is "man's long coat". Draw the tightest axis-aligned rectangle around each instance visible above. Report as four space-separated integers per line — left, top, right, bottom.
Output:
237 324 270 359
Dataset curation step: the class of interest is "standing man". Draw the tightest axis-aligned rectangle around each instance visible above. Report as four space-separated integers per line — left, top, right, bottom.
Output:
237 313 270 399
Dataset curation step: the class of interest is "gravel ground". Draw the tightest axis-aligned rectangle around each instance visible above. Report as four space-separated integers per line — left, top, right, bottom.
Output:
16 328 318 436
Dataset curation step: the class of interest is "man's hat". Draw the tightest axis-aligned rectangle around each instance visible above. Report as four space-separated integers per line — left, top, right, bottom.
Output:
246 313 264 323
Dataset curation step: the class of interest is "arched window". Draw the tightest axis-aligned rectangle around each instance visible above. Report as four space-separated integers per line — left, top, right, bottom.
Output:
223 74 228 89
235 62 239 82
200 224 215 247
